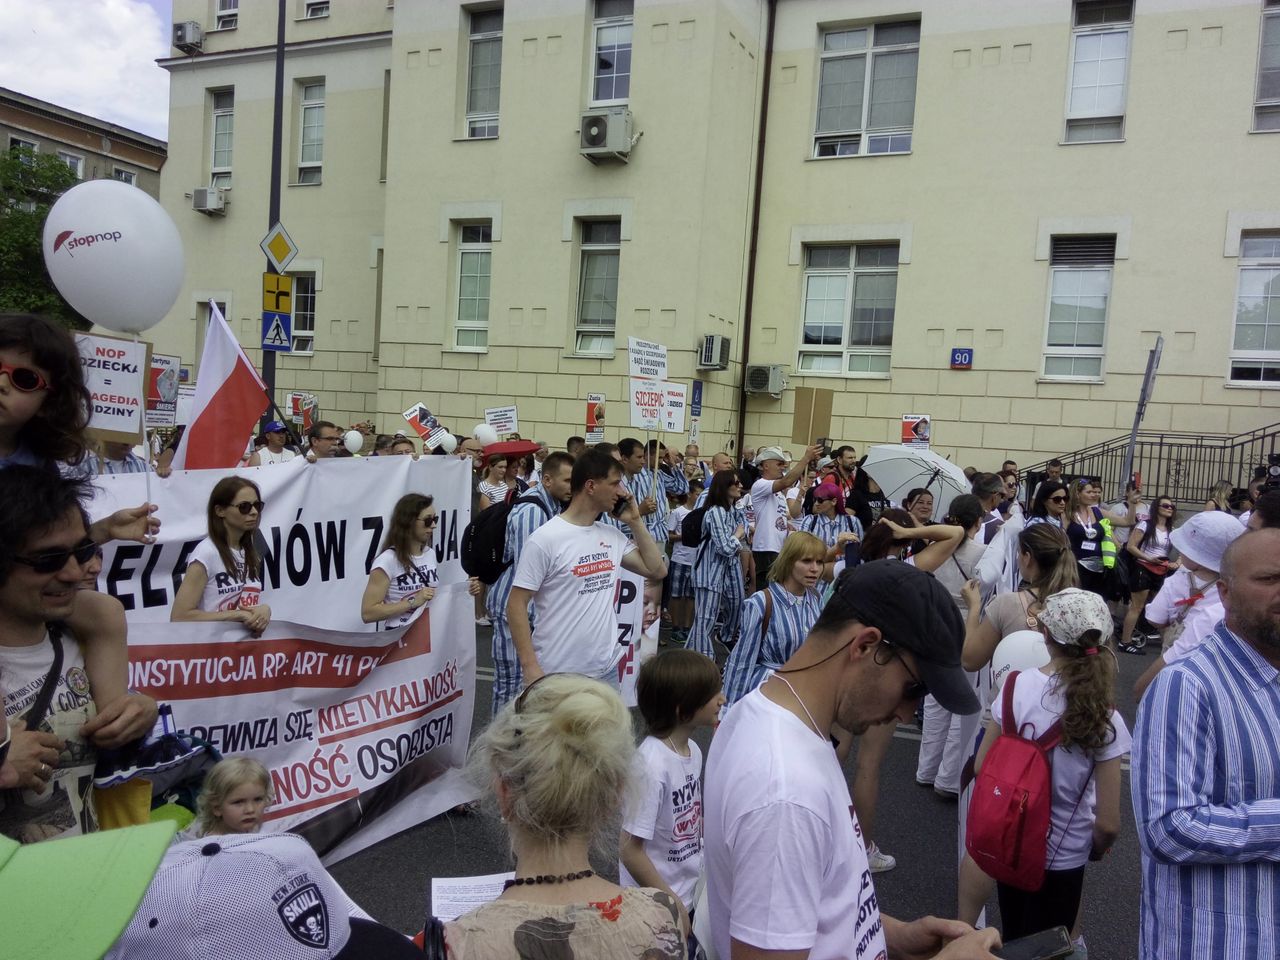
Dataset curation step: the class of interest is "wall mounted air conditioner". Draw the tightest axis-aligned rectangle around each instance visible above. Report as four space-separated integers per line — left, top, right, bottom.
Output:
697 334 730 370
744 364 787 396
173 21 204 53
580 107 634 161
192 187 226 215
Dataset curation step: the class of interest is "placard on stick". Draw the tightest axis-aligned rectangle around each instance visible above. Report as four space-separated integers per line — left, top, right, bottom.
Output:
76 330 151 444
791 387 834 446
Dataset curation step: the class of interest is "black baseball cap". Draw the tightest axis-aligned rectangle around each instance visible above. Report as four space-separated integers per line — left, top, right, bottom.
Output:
827 559 979 715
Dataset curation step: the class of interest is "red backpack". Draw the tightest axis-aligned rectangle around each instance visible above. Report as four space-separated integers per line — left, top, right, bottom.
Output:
965 670 1062 892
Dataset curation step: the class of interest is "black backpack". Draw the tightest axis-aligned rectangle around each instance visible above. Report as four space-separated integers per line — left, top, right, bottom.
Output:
681 505 710 550
461 495 552 584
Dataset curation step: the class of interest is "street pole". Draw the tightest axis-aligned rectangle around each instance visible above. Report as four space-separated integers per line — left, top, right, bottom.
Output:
1121 335 1164 490
261 0 286 431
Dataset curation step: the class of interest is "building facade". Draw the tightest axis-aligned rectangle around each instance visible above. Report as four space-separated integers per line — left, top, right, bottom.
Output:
151 0 1280 467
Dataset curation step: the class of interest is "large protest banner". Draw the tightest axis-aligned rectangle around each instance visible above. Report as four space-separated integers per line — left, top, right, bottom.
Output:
126 584 476 864
85 455 471 633
615 568 661 707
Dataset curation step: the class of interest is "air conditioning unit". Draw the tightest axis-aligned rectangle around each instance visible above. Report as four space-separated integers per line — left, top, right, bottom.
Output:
580 107 634 161
192 187 226 215
173 21 204 53
697 334 731 370
744 364 787 396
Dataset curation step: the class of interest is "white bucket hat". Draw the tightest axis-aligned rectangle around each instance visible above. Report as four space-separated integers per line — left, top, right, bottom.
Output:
1170 511 1245 572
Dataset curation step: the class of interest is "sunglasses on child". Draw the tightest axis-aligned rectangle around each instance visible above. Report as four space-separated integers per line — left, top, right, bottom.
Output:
233 500 265 515
0 361 50 393
13 537 98 574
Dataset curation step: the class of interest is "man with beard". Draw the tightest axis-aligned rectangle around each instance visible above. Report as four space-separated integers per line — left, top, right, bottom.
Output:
1132 528 1280 959
703 560 998 960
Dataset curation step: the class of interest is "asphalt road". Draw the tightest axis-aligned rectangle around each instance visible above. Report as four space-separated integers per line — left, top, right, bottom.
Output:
330 625 1151 957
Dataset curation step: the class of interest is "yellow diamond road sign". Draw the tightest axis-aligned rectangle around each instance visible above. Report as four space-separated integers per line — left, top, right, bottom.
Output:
260 222 298 274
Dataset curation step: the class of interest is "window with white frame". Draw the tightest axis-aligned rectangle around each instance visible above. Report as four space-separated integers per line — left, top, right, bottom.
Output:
1256 1 1280 131
290 274 317 353
592 0 633 105
813 21 919 158
211 89 234 188
112 167 136 185
216 0 238 29
1229 233 1280 384
466 9 502 138
56 151 83 179
8 137 36 164
797 244 899 375
576 219 621 355
455 223 492 350
1064 0 1132 142
298 81 324 183
305 0 330 17
1042 235 1116 379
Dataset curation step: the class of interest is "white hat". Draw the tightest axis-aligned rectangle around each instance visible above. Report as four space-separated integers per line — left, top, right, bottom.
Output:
1170 511 1245 572
106 833 421 959
753 446 787 466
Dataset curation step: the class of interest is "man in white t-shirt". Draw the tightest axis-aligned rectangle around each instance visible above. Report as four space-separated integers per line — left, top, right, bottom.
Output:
247 421 297 466
704 559 1000 960
507 449 669 686
749 445 820 590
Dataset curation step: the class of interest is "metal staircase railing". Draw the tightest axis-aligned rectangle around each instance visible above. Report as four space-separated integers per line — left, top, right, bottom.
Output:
1023 425 1280 507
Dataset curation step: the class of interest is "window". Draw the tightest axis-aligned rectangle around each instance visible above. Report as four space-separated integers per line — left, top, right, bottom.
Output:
797 244 899 375
305 0 329 17
1064 1 1132 142
56 151 83 179
576 219 621 354
211 89 234 188
298 81 324 184
592 0 633 105
813 21 919 158
456 223 492 350
290 274 316 353
1042 235 1116 379
8 137 36 164
216 0 238 29
112 168 136 185
1256 1 1280 131
466 9 502 138
1229 233 1280 383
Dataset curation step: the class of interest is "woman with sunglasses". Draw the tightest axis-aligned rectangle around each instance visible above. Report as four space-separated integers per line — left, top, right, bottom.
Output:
796 481 862 561
1119 495 1179 654
1065 478 1138 598
687 470 750 658
361 493 442 629
171 477 270 635
1026 480 1070 528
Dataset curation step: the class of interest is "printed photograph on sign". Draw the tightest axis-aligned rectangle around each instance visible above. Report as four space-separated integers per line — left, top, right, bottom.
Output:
901 414 931 449
146 353 181 429
403 402 440 440
75 330 150 443
585 392 605 442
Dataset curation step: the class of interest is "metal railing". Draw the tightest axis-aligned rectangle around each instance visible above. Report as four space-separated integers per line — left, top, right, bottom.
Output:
1023 424 1280 507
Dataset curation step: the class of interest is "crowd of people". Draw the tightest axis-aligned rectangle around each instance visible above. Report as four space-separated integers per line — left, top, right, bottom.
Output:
3 310 1280 960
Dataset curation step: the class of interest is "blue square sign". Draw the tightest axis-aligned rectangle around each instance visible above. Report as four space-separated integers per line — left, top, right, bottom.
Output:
950 347 973 369
262 312 292 352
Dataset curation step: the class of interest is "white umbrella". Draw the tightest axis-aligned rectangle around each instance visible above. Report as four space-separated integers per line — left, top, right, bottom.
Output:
860 444 971 522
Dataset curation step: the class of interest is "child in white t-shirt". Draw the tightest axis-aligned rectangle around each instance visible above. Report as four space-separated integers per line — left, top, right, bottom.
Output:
620 649 725 945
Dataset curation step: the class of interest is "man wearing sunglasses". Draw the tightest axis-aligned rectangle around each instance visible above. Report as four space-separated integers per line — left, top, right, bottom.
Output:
703 560 1000 960
0 468 155 843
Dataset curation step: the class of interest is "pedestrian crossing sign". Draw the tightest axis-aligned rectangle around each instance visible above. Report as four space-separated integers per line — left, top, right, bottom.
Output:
262 311 292 352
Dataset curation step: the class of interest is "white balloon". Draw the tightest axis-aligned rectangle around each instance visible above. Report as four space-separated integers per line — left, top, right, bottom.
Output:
42 179 184 333
990 629 1051 697
343 430 365 455
472 423 499 446
436 433 458 454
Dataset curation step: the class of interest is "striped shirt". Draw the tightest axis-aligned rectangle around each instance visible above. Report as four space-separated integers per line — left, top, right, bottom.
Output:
485 486 563 621
691 505 746 592
609 466 689 542
80 452 149 476
796 512 863 548
722 583 823 703
1131 622 1280 960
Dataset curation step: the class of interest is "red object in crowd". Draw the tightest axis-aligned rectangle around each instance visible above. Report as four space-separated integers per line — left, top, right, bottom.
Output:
172 302 269 469
483 440 540 458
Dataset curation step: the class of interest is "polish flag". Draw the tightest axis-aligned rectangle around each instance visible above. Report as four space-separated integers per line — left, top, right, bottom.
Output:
172 302 270 469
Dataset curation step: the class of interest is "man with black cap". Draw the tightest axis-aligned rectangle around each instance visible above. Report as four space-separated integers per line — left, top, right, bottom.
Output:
703 559 1000 960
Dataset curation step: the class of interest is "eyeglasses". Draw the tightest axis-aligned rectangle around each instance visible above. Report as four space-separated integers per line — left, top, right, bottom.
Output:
0 361 50 393
417 515 438 527
234 500 265 515
876 640 928 702
1048 495 1068 503
318 434 342 443
13 537 98 574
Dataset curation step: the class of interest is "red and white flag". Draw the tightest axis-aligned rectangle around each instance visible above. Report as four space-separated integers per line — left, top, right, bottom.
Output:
172 302 269 469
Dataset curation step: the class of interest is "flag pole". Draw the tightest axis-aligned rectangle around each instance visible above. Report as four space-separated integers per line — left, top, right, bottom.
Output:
133 330 152 509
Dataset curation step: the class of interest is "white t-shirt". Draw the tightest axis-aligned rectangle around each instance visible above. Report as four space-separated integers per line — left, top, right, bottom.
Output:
749 478 790 553
620 736 704 909
705 690 885 960
0 632 98 843
668 506 696 566
1146 568 1224 663
1109 502 1149 546
1129 522 1171 559
510 516 636 679
258 447 296 465
991 669 1131 869
371 547 439 630
188 538 263 613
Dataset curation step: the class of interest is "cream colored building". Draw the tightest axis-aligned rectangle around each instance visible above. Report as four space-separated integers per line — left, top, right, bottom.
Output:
151 0 1280 467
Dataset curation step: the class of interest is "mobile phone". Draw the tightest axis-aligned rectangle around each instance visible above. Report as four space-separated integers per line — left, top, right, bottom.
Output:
843 540 861 569
611 495 629 517
994 926 1073 960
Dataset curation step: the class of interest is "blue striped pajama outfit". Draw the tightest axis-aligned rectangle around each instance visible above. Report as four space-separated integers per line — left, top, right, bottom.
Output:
687 505 746 658
722 583 824 703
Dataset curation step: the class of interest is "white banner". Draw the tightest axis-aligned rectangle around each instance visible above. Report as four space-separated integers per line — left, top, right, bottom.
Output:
627 337 668 380
630 377 663 431
127 584 476 863
661 382 687 435
615 567 661 707
87 456 472 632
484 405 519 435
